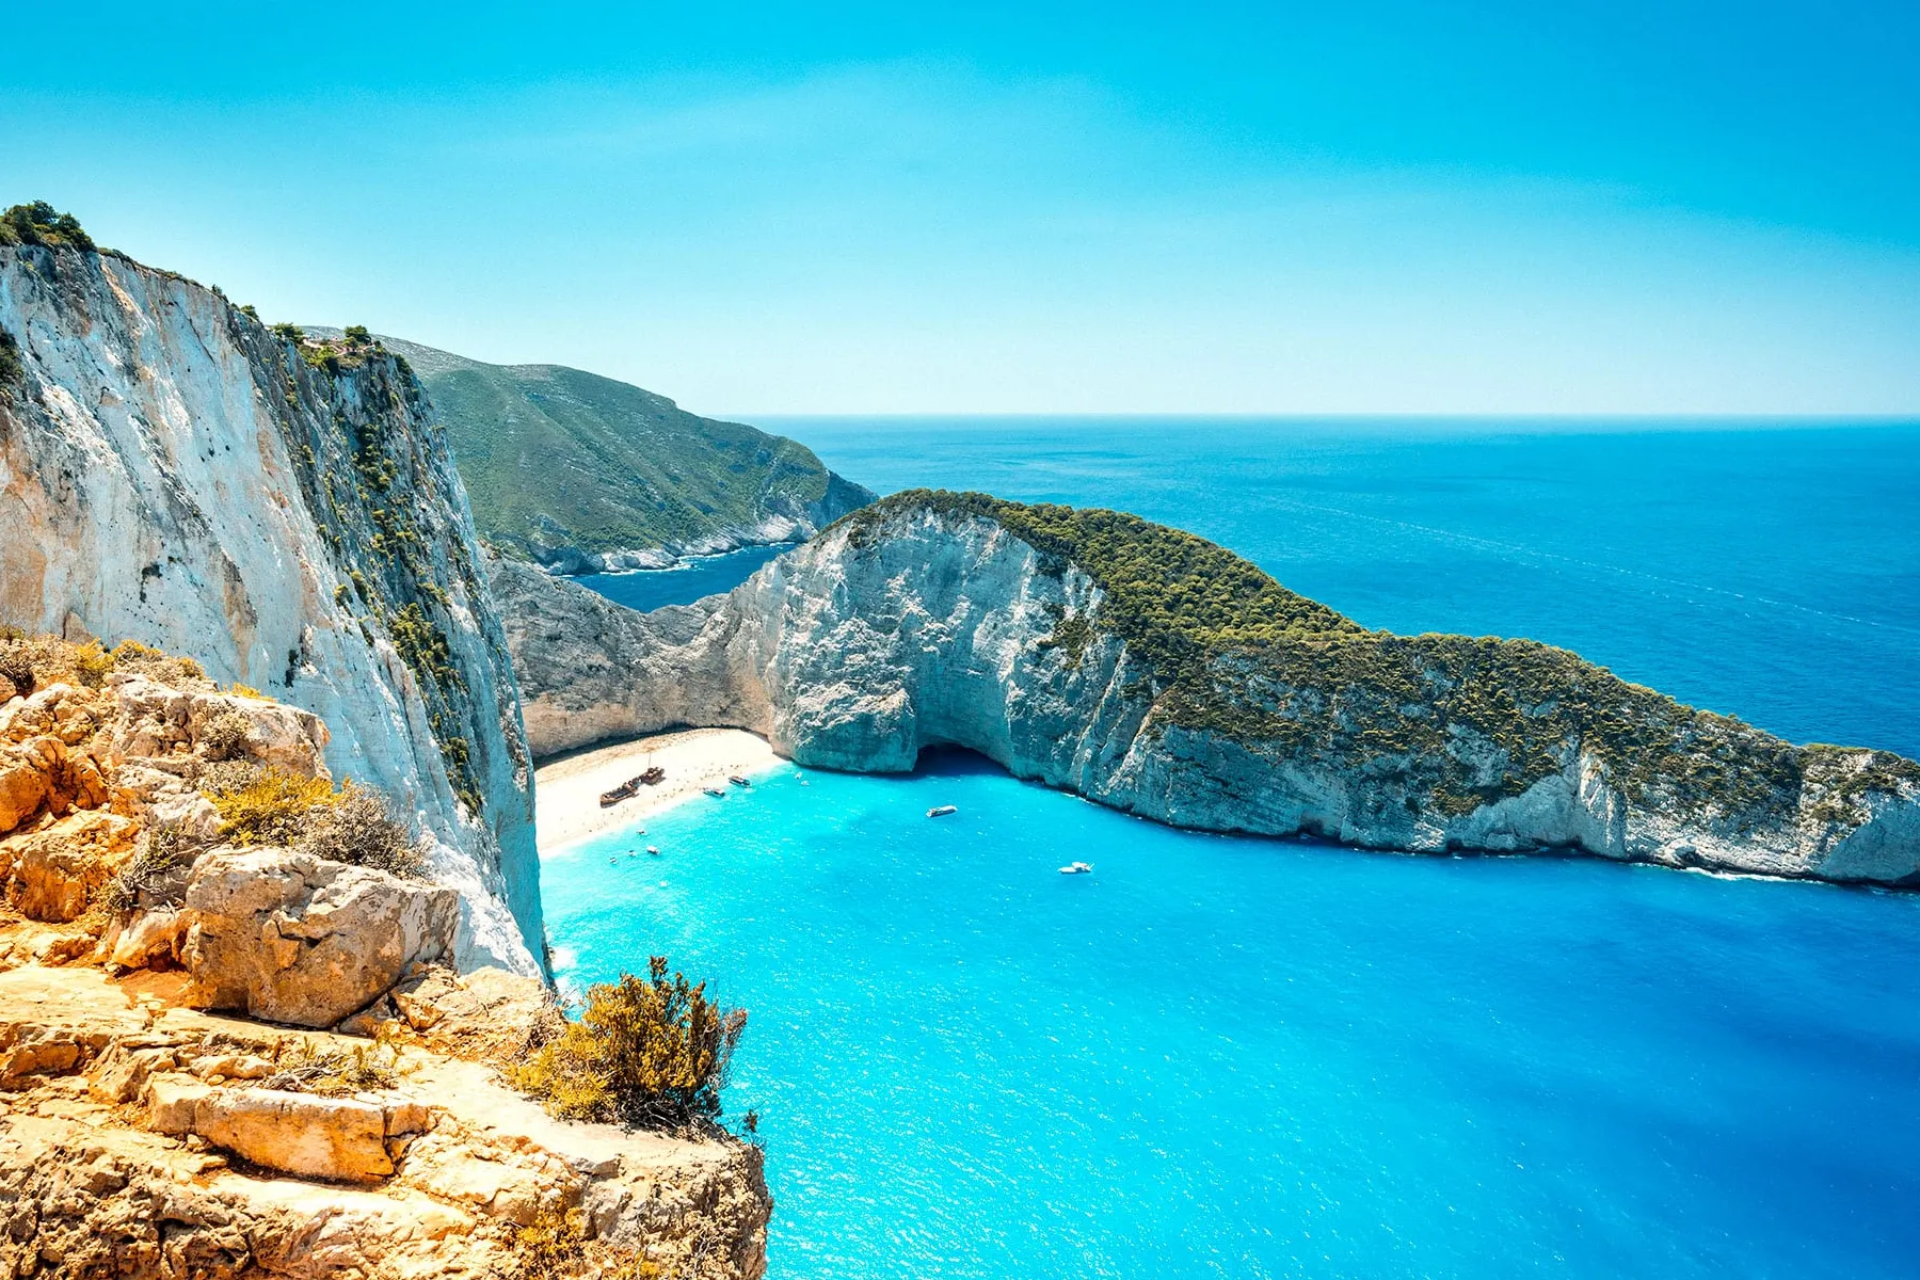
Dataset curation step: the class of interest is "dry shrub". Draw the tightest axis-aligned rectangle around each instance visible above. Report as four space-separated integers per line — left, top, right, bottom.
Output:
510 1205 660 1280
108 639 206 687
100 824 198 913
0 632 119 693
0 642 33 696
261 1037 398 1096
511 957 746 1132
0 633 214 696
300 783 428 879
199 709 253 761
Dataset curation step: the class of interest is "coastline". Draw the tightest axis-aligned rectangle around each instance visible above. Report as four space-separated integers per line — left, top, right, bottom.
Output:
533 728 788 854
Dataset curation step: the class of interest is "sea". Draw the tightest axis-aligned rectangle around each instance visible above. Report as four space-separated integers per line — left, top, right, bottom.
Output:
543 418 1920 1279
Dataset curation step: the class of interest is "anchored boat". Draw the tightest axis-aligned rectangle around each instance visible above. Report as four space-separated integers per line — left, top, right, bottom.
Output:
1058 861 1093 875
927 804 958 818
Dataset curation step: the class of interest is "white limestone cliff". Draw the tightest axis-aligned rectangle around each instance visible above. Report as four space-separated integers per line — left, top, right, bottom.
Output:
499 501 1920 887
0 241 542 973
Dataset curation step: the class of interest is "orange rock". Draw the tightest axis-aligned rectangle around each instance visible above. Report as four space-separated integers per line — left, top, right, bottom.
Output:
0 810 139 922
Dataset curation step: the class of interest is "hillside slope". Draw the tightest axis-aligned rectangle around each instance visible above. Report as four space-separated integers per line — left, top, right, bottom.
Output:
360 334 873 573
498 490 1920 885
0 226 542 972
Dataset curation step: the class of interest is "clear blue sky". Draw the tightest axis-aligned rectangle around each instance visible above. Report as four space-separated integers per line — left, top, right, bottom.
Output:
9 1 1918 414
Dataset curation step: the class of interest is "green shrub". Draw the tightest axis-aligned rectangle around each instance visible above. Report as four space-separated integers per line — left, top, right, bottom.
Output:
270 322 306 343
512 957 746 1131
204 765 337 845
0 201 95 251
0 325 21 389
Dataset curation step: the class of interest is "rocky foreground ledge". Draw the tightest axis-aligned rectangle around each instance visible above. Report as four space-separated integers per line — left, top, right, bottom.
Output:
0 639 767 1278
497 491 1920 886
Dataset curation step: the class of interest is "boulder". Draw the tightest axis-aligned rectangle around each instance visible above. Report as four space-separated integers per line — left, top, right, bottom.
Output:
105 907 185 969
0 810 139 921
181 848 459 1028
107 674 332 776
194 1087 396 1182
144 1076 397 1182
0 755 49 835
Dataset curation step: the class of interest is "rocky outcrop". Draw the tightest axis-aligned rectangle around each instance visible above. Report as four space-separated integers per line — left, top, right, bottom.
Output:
0 629 771 1276
515 492 1920 886
0 240 540 973
0 656 328 925
180 848 460 1028
0 964 771 1279
489 555 759 758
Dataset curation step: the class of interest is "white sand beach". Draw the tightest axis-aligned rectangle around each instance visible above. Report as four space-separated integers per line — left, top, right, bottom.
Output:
534 728 787 853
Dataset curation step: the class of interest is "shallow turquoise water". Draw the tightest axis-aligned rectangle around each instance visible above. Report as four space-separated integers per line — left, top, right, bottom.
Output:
543 756 1920 1278
546 420 1920 1277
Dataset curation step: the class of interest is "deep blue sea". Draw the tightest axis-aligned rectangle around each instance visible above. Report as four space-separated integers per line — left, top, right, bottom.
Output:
552 419 1920 1278
576 544 788 614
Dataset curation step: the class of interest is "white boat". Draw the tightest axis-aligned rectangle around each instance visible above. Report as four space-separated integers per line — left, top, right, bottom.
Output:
703 786 727 798
1058 861 1093 875
927 804 958 818
646 846 661 856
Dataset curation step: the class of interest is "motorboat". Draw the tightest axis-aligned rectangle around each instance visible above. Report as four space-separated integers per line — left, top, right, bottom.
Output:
729 774 752 787
704 786 727 798
646 846 661 856
926 804 958 818
1058 861 1093 875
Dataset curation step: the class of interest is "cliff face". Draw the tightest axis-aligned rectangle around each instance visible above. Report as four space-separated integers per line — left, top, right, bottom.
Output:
489 555 760 758
504 494 1920 886
0 242 542 972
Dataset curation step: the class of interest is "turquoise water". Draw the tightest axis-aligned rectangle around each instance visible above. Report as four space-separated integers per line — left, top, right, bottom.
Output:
545 419 1920 1277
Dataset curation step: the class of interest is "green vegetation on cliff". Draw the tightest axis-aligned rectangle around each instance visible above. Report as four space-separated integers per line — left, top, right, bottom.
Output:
513 955 746 1132
0 202 95 252
350 336 871 568
847 491 1920 828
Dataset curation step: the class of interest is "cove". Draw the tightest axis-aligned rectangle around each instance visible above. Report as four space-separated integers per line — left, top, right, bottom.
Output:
541 749 1920 1279
577 544 790 613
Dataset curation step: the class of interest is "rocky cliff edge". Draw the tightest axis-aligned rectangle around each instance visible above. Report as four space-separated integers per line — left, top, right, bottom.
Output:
497 491 1920 886
0 640 768 1279
0 238 540 973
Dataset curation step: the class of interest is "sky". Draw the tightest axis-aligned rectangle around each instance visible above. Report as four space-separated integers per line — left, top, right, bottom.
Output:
7 1 1919 415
